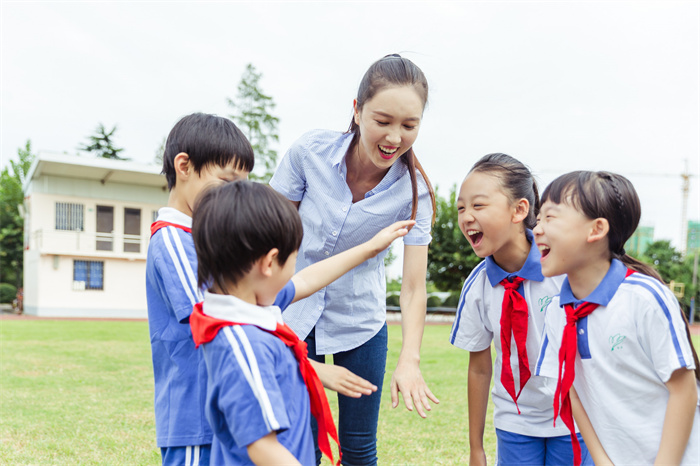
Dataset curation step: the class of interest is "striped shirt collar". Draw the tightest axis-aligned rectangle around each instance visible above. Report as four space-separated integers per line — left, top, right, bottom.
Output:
559 258 627 307
156 207 192 229
201 290 283 332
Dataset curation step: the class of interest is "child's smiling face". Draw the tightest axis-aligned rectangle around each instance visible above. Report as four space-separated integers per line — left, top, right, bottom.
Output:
534 199 595 277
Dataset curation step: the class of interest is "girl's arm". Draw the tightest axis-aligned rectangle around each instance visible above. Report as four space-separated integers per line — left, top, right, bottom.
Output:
570 387 613 466
655 368 698 465
467 348 492 466
247 431 301 466
390 244 440 418
290 220 414 303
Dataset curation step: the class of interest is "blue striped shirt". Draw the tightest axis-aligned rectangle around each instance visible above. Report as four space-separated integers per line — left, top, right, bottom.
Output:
270 129 433 354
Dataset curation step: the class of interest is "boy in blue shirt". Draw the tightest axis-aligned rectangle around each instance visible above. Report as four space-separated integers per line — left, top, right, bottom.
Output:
147 113 387 465
188 181 413 465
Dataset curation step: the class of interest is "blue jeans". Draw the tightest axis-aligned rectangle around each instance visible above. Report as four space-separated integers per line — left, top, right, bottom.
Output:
306 324 388 466
496 429 593 466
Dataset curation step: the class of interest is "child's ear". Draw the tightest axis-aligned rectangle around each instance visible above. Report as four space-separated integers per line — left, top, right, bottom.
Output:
174 152 192 179
258 248 280 278
511 198 530 224
587 218 610 244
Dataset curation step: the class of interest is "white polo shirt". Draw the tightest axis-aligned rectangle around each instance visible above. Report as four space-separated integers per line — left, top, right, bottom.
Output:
450 232 570 437
536 259 700 464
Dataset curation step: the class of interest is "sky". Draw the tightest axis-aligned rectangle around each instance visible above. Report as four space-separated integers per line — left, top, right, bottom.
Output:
2 1 699 257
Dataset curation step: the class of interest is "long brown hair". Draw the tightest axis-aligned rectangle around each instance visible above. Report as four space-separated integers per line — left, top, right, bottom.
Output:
542 171 700 380
346 54 436 223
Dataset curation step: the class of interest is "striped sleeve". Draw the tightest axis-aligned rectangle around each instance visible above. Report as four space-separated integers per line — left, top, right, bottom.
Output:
214 326 291 447
269 134 308 202
449 261 492 351
154 227 202 323
628 274 697 382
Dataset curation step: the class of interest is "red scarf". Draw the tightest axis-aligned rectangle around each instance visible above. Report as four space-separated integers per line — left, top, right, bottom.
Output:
499 276 530 413
190 303 341 466
150 221 191 237
554 269 634 466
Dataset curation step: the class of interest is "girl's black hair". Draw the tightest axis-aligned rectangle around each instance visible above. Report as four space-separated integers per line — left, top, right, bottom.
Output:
542 171 700 380
469 153 540 230
192 180 303 292
346 54 436 223
162 113 255 190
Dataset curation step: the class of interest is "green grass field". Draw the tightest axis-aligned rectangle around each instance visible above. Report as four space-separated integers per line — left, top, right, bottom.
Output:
1 320 698 465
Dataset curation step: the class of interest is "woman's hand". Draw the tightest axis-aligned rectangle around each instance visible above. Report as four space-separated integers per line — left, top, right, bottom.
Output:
390 358 439 418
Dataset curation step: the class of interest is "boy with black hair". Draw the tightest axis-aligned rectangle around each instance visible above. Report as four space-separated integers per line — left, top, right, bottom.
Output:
189 181 413 465
148 113 384 466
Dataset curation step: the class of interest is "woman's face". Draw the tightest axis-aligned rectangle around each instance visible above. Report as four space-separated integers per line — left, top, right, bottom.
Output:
353 85 424 171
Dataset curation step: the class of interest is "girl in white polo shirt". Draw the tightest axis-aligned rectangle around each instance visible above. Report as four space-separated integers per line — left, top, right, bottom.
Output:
450 153 591 466
534 171 700 465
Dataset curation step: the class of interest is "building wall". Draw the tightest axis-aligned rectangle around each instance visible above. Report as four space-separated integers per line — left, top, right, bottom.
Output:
23 175 168 318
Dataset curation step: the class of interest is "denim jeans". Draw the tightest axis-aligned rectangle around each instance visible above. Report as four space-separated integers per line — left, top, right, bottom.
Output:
306 324 388 466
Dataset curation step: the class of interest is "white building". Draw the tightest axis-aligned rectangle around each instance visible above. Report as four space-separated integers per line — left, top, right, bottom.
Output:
23 152 168 318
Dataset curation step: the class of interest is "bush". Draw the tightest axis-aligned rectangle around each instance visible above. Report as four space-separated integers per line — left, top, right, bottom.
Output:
386 294 401 307
0 283 17 303
426 295 442 308
442 291 461 308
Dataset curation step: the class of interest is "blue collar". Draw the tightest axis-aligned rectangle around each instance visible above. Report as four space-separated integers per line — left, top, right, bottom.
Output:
485 230 545 287
559 258 628 307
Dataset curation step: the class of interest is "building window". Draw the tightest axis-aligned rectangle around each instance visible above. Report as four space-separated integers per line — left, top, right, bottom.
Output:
96 205 114 251
73 260 104 290
56 202 84 231
124 208 141 253
152 210 158 223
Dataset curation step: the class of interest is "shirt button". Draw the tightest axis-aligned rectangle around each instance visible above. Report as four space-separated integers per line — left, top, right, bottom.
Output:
579 329 585 335
342 206 348 212
332 231 338 236
318 306 323 311
324 251 330 256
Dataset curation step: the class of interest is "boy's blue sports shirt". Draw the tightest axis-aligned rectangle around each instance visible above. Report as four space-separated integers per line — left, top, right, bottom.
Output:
270 129 433 354
146 207 212 447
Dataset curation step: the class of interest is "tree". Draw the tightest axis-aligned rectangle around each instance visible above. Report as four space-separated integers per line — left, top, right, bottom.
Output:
427 184 480 292
227 64 280 183
79 123 126 160
0 141 35 288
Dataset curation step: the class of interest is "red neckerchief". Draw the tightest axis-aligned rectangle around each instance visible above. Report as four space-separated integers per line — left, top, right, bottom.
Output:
150 221 191 237
190 303 341 466
554 269 635 466
499 276 530 413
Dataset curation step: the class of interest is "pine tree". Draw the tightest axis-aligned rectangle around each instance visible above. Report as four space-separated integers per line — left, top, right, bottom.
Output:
79 123 126 160
227 64 280 182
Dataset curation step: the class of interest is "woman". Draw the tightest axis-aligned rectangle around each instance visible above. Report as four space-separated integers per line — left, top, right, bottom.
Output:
270 54 438 465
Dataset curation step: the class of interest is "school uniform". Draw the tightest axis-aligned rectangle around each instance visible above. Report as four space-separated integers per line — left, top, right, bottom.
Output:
193 282 316 465
536 259 700 465
146 207 211 464
450 231 589 464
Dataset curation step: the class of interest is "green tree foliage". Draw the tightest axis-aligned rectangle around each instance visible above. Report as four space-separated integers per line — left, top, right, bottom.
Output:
228 64 280 183
427 184 480 292
637 240 699 316
79 123 126 160
0 141 35 287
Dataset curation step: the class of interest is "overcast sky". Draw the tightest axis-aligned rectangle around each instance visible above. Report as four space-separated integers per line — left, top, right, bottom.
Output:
2 1 699 255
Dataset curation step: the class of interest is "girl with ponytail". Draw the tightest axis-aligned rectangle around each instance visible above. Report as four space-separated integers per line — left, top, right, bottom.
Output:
534 171 700 465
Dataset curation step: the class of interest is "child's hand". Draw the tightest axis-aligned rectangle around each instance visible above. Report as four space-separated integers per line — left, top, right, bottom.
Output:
310 360 378 398
367 220 416 256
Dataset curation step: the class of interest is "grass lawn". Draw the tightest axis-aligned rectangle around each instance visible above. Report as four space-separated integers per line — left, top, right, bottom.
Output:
1 320 698 465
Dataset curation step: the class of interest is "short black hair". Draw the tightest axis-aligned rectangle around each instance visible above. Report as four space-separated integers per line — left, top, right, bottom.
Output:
193 180 303 291
162 113 255 190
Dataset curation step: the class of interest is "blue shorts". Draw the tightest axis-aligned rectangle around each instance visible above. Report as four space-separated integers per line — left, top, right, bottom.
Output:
496 429 593 466
160 445 211 466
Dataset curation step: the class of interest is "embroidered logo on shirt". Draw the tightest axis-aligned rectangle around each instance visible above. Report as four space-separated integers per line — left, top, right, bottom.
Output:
538 296 553 312
609 334 626 351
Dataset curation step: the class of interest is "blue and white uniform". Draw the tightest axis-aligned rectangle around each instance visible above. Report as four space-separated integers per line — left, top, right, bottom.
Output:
199 282 315 465
146 207 212 460
450 232 569 438
536 259 700 465
269 129 433 353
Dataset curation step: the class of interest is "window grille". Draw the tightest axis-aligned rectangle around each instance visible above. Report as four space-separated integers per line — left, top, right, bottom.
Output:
56 203 84 231
73 260 104 290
